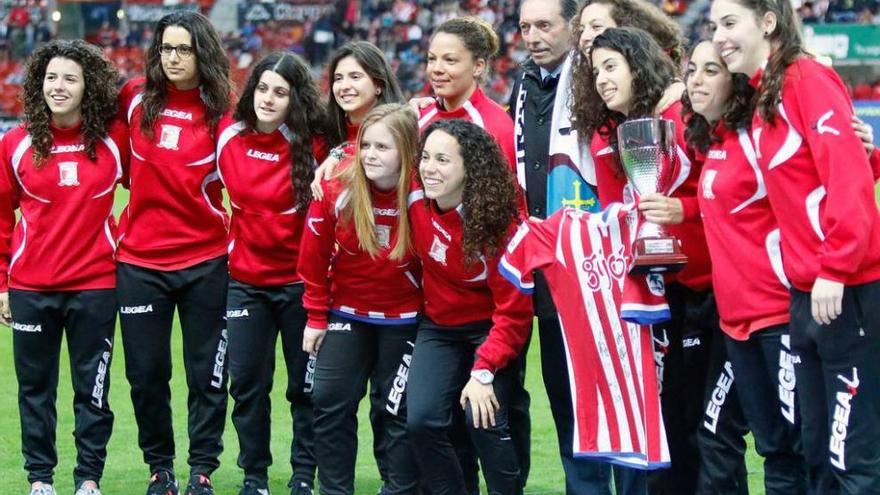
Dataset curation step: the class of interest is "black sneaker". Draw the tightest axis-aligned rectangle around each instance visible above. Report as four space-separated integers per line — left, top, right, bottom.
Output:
184 474 214 495
146 471 178 495
288 481 313 495
238 481 270 495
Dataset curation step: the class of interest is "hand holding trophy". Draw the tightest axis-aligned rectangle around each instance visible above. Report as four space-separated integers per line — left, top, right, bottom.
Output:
617 117 688 274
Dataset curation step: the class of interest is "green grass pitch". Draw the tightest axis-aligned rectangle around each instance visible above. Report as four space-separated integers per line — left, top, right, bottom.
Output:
0 320 769 494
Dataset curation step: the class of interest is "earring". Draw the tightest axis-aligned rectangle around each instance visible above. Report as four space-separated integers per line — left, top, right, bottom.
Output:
376 89 382 95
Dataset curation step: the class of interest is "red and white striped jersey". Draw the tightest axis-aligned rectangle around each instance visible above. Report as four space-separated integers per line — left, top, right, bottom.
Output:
750 58 880 290
499 204 670 469
698 123 790 340
0 121 127 291
117 78 229 271
298 176 422 330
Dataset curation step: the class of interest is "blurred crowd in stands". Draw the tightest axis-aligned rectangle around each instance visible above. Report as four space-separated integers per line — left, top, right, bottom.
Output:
0 0 879 119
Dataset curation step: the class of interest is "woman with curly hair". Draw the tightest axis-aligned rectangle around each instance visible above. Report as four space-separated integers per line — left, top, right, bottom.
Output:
682 39 808 494
299 103 422 495
115 11 233 495
0 40 125 495
577 26 751 494
406 119 532 495
214 52 325 495
569 0 686 148
711 0 880 490
310 41 405 201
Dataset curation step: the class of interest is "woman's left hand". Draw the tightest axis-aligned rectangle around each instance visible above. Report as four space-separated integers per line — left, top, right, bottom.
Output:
460 377 499 429
811 277 844 325
655 81 686 114
638 193 684 225
852 116 875 155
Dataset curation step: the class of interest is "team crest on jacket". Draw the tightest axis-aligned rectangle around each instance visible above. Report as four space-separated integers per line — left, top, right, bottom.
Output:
158 124 182 150
429 235 448 265
647 274 665 296
701 170 717 200
57 161 80 186
376 225 391 249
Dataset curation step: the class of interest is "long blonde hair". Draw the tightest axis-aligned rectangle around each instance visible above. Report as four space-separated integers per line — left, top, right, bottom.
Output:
341 103 418 260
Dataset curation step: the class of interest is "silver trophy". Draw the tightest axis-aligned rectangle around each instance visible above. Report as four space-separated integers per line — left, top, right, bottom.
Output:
617 117 687 274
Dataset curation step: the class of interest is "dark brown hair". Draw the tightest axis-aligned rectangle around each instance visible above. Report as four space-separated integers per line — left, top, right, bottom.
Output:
235 52 325 211
681 41 755 153
572 0 685 63
140 11 232 139
22 40 118 166
725 0 806 123
325 41 404 149
418 119 517 262
571 27 678 166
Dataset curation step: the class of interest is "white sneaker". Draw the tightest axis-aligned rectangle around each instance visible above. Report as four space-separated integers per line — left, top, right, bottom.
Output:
28 483 57 495
74 486 101 495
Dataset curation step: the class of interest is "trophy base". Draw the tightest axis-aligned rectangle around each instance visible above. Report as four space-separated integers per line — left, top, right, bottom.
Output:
630 237 688 274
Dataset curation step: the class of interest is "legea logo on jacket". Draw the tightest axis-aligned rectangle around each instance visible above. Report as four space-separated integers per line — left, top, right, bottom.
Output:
246 149 280 162
51 144 85 154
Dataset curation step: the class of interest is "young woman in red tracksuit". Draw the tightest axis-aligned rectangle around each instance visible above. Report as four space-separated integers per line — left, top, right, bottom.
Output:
308 41 407 490
681 40 807 494
573 27 750 494
115 11 233 495
417 16 518 172
711 0 880 491
311 41 405 201
298 103 422 495
406 118 533 495
215 52 325 495
416 19 528 485
0 40 124 495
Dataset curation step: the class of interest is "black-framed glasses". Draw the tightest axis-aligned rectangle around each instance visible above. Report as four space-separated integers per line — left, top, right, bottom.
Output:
160 44 195 59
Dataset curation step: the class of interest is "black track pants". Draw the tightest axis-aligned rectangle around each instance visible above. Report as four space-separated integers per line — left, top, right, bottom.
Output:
10 289 116 488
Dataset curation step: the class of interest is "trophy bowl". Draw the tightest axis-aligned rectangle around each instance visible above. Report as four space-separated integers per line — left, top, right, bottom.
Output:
617 117 687 274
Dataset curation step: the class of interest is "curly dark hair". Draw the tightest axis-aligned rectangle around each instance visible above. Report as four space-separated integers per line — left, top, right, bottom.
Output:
681 41 755 153
22 40 118 167
571 0 685 64
235 52 325 211
721 0 806 123
418 119 518 262
325 41 405 148
571 27 677 175
140 11 232 139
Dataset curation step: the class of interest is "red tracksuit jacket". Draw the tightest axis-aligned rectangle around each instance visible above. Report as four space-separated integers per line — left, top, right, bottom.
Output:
117 78 229 270
590 101 712 291
216 118 316 287
698 123 790 340
418 87 518 171
0 121 128 291
408 186 532 372
750 58 880 290
298 174 422 330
